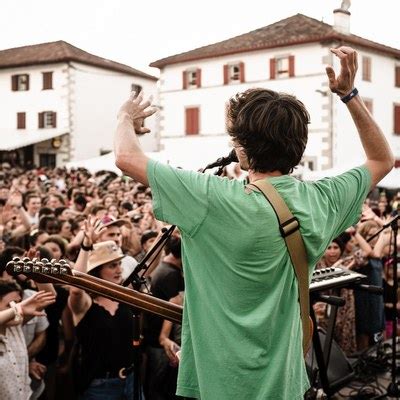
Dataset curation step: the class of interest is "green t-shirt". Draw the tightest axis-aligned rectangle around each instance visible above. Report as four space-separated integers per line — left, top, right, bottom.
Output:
147 159 371 400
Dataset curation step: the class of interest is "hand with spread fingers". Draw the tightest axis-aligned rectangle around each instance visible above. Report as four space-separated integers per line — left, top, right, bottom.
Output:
82 217 106 246
325 46 358 97
117 91 157 135
20 290 56 317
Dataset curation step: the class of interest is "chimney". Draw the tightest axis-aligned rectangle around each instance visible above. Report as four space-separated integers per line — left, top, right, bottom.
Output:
333 0 351 35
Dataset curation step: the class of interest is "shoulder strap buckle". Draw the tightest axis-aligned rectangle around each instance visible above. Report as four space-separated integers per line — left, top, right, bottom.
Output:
279 216 300 238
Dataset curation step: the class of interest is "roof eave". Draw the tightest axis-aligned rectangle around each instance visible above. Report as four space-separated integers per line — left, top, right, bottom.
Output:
150 34 400 69
149 36 334 69
0 58 158 81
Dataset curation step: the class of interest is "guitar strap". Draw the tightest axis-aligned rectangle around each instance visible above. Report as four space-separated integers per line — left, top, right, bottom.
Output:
246 179 312 355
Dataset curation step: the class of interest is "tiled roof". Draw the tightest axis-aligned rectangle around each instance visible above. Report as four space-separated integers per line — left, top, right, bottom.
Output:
0 40 157 81
150 14 400 68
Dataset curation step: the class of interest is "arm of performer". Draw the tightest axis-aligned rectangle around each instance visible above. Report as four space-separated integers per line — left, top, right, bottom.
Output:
114 91 157 185
326 46 394 189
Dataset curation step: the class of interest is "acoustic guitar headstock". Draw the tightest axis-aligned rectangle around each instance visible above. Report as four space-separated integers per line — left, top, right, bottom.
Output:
6 257 72 283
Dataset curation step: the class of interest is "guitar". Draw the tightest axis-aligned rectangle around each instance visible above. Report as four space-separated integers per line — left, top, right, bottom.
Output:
6 257 182 324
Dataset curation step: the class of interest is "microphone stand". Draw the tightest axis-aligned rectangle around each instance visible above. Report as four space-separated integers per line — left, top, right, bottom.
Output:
121 155 232 400
386 216 400 397
366 214 400 243
121 226 175 400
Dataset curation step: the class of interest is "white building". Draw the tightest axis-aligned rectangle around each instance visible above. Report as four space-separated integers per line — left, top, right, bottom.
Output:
150 7 400 171
0 41 158 168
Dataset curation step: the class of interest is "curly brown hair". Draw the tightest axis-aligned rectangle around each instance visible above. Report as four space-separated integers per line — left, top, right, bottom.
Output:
227 88 310 174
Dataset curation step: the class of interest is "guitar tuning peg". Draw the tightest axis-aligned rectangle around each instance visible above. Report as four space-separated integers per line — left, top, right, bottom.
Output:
23 264 32 273
33 264 41 273
32 257 38 263
60 267 68 274
42 265 50 274
41 258 49 264
13 256 21 262
22 257 30 262
50 259 57 265
51 262 60 274
59 259 67 265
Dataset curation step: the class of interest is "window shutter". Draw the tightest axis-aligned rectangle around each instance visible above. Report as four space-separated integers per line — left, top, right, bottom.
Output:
11 75 18 91
239 62 245 83
38 112 44 129
17 112 26 129
270 59 276 79
395 66 400 88
43 72 53 90
52 112 57 128
223 65 229 85
25 75 30 90
186 107 199 135
363 99 373 114
362 57 371 81
395 105 400 135
196 68 202 88
182 71 187 90
289 56 295 77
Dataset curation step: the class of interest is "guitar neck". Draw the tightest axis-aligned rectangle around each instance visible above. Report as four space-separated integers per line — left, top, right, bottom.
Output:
6 257 183 324
71 270 182 324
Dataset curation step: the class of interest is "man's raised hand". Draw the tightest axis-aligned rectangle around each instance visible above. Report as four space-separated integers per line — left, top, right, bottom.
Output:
325 46 358 97
117 91 157 135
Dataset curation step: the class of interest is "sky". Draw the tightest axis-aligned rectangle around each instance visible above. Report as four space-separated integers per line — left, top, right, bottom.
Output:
1 0 399 76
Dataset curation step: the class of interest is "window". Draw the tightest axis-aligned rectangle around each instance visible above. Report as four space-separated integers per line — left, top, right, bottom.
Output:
270 56 295 79
223 62 245 84
131 84 142 95
394 104 400 135
38 112 57 129
363 98 373 114
39 154 56 168
395 66 400 88
300 157 317 171
362 56 371 81
183 69 201 89
185 107 199 135
11 74 29 91
42 72 53 90
17 112 26 129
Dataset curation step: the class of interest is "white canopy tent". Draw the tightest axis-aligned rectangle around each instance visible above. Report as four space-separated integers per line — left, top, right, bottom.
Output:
0 130 69 151
66 135 233 174
302 165 400 189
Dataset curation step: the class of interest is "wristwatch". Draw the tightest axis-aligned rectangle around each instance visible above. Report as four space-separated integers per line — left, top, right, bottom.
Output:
9 301 23 323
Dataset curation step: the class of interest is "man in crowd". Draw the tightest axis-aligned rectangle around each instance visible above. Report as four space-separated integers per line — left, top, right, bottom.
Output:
24 194 42 226
145 236 184 400
114 46 394 399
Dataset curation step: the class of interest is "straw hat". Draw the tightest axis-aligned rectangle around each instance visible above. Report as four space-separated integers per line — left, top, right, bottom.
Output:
100 215 132 229
87 241 125 273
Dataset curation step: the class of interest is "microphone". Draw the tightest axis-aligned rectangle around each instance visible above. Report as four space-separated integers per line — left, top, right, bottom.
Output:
204 149 238 170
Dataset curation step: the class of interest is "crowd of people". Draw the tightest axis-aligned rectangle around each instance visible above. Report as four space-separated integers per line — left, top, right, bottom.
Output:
0 160 398 399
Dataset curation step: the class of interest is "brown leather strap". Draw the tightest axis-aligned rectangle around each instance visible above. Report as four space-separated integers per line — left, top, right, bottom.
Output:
247 180 311 354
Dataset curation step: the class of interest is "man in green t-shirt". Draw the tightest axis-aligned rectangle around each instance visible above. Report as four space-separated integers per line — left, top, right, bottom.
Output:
114 46 394 399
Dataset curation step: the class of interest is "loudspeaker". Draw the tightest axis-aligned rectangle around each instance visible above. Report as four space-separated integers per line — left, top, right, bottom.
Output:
305 328 354 392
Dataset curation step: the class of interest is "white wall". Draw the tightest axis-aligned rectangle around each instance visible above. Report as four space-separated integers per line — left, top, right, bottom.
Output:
71 63 158 162
334 49 400 168
159 44 329 169
159 42 400 171
0 63 70 166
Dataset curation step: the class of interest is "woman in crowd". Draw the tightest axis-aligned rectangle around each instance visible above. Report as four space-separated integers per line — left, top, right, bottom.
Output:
68 219 139 399
315 238 358 355
354 220 385 350
0 280 55 400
